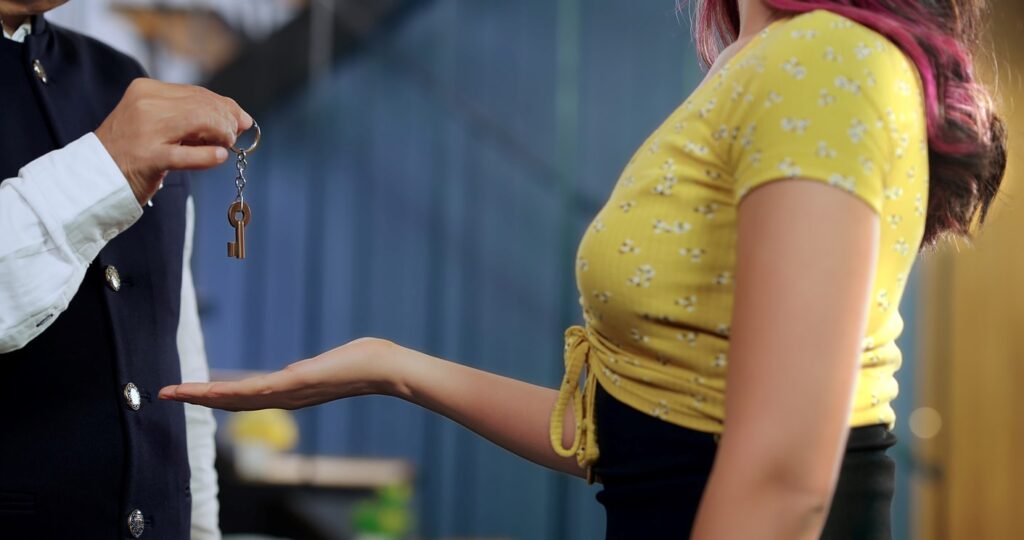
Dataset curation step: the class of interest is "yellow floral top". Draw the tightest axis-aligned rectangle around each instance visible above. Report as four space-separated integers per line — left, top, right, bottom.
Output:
550 9 928 474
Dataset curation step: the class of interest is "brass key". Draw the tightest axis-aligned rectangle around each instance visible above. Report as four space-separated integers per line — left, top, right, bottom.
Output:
227 201 251 259
225 120 259 261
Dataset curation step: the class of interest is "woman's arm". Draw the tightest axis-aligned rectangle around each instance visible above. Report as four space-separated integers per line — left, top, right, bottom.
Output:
398 349 583 476
159 339 583 477
690 179 880 539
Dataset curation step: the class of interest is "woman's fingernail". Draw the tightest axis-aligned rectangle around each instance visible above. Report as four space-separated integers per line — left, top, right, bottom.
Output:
215 147 228 161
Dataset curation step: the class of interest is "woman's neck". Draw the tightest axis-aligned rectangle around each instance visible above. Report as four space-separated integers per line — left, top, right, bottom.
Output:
712 0 776 65
736 0 775 39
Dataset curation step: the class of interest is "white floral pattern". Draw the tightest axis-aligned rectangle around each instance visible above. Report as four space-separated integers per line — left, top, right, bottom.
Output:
570 10 926 434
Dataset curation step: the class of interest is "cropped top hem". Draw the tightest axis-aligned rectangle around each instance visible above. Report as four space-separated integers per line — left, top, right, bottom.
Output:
549 324 899 476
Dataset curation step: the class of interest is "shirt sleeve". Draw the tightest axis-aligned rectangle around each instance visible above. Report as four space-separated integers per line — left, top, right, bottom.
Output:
0 133 142 353
728 26 902 214
177 197 221 540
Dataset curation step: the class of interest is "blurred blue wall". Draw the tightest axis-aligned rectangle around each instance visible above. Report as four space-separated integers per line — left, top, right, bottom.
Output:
190 1 917 538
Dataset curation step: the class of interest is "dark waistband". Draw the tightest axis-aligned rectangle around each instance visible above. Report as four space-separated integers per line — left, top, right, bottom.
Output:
594 383 897 452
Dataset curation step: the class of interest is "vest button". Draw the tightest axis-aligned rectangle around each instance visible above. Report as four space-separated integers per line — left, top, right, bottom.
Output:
128 509 144 538
124 383 141 411
32 59 47 84
104 265 121 292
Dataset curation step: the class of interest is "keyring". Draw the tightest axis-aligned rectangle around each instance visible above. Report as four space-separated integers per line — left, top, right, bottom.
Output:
231 120 260 155
226 119 258 260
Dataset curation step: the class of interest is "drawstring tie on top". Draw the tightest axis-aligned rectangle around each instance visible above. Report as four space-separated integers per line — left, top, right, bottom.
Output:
550 325 600 483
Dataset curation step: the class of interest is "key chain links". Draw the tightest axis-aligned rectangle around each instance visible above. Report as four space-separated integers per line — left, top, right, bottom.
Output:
234 150 247 204
226 120 260 260
230 120 260 204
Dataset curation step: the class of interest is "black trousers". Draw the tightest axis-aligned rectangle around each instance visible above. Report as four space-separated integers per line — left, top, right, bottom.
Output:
592 384 897 539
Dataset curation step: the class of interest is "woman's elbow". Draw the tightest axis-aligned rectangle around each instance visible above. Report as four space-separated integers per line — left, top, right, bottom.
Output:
749 454 839 525
769 468 833 516
721 443 839 519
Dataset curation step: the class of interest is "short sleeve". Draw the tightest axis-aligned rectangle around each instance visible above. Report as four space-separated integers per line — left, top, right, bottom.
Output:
728 19 905 214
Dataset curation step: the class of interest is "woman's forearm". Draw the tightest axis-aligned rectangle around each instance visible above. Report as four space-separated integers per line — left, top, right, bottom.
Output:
390 346 584 478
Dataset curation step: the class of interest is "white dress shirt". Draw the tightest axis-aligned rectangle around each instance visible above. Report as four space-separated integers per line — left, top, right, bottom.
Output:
0 19 220 540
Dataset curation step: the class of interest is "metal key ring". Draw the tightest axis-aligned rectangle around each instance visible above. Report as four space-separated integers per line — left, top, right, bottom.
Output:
231 120 260 155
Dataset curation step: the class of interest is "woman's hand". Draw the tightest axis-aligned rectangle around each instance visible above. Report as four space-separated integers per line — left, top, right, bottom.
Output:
159 337 402 411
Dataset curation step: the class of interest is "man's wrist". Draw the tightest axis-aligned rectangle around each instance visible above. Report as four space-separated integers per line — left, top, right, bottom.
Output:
93 126 150 207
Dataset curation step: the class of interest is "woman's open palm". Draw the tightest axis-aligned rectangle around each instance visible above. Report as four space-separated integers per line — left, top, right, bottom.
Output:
159 338 398 411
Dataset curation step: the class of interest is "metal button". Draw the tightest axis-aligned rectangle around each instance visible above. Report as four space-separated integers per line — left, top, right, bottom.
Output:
124 383 141 411
104 265 121 292
128 509 144 538
32 59 47 84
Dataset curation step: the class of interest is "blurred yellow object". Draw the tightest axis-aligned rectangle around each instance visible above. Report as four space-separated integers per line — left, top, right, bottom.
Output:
227 409 299 452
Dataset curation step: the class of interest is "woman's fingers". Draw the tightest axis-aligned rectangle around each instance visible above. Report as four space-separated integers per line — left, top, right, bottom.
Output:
157 341 391 411
159 369 306 411
159 381 238 409
158 381 211 400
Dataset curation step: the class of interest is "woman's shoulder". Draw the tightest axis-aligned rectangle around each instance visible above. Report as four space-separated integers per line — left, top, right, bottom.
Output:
730 9 922 110
753 10 914 76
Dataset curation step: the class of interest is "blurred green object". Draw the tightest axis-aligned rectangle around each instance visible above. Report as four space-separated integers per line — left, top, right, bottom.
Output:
353 484 415 539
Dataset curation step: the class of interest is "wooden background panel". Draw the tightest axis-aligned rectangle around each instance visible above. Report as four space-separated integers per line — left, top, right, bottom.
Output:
916 1 1024 538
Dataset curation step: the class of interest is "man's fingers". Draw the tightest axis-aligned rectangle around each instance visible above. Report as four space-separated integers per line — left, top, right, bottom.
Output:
162 145 229 171
132 78 253 132
223 97 253 134
131 78 216 100
160 93 244 148
171 83 252 132
168 102 240 148
182 93 251 136
129 78 193 96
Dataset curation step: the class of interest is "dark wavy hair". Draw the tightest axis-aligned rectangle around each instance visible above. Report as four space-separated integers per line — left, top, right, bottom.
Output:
685 0 1007 246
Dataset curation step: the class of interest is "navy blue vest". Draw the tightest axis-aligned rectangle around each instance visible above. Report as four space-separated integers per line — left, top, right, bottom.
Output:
0 16 191 539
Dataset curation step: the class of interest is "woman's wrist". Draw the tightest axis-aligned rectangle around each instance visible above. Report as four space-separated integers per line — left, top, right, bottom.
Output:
375 342 442 407
359 338 418 400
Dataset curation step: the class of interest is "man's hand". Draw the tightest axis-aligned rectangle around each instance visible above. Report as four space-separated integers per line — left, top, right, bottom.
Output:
95 78 254 205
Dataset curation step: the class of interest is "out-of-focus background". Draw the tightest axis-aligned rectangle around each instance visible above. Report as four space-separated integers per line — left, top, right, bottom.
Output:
50 1 1022 539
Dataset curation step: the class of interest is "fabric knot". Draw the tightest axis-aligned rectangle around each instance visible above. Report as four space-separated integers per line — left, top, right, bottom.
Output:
550 325 601 482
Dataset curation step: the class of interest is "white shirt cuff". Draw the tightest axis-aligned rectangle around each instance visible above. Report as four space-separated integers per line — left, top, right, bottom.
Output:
15 132 142 264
